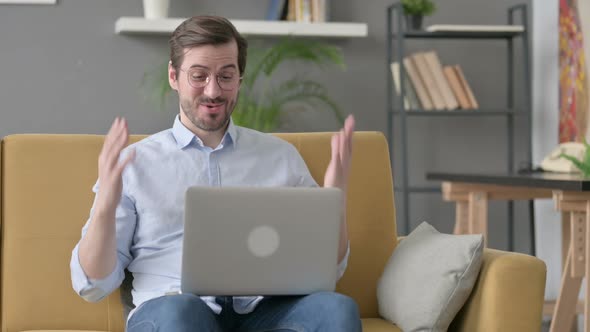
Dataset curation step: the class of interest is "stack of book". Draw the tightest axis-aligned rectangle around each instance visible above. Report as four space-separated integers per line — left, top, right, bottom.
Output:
390 51 479 111
266 0 329 23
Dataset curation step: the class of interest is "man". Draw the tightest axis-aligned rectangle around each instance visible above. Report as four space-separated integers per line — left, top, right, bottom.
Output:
70 15 361 331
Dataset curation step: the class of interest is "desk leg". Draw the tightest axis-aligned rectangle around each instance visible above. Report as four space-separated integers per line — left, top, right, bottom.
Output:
561 212 585 332
451 191 488 244
468 191 488 246
585 202 590 332
550 211 586 332
564 212 572 271
454 201 469 235
551 246 583 332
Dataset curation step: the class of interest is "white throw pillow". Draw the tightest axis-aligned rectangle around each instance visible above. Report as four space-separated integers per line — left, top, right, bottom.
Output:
377 221 484 332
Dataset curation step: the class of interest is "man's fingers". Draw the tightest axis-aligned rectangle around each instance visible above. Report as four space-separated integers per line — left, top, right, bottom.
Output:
344 115 355 135
344 115 355 155
101 118 116 157
111 119 130 154
339 129 346 164
104 118 130 168
106 117 120 138
102 117 123 158
331 133 339 160
345 113 354 127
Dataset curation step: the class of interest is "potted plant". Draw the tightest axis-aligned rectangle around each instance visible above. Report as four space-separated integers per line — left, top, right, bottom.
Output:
401 0 436 30
143 0 170 19
142 38 346 132
560 139 590 177
233 38 345 131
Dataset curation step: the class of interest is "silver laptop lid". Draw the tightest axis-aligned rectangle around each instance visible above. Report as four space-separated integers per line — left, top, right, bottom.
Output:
181 186 342 296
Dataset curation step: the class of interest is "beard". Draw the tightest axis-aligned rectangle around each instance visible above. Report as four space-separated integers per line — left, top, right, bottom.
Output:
180 94 237 132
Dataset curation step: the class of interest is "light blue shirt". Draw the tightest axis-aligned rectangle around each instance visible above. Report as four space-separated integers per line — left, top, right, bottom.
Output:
70 116 350 318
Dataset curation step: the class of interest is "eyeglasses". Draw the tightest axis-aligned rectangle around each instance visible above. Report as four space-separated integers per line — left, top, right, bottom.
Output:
180 67 242 91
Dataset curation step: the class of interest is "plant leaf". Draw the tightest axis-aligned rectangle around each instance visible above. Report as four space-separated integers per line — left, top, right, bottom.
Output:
582 138 590 166
561 153 590 176
270 78 345 124
140 61 172 112
243 38 345 90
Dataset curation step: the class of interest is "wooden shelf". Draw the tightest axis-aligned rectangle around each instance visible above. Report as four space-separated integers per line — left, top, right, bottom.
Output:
115 17 368 38
390 108 528 116
400 30 523 39
0 0 56 3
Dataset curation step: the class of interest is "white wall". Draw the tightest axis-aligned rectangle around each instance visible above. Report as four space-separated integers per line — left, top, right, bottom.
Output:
532 0 559 309
533 2 590 328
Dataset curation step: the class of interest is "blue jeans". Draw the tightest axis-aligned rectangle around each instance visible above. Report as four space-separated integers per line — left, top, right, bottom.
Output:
127 292 362 332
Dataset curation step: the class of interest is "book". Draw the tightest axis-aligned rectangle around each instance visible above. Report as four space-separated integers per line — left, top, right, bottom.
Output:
286 0 327 22
266 0 287 21
280 0 290 20
301 0 312 22
287 0 296 21
390 62 410 109
425 24 524 33
319 0 329 22
423 51 459 110
403 57 433 110
453 65 479 109
391 62 421 109
443 66 471 109
412 52 446 110
311 0 320 22
403 67 421 109
295 0 303 22
310 0 328 22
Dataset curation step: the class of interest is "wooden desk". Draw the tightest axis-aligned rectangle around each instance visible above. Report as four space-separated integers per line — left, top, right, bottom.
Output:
426 171 590 332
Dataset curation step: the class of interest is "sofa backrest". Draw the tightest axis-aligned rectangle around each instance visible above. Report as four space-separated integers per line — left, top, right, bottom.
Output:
0 132 397 332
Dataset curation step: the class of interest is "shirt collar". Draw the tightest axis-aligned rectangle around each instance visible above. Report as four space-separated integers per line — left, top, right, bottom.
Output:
225 118 238 148
172 115 238 149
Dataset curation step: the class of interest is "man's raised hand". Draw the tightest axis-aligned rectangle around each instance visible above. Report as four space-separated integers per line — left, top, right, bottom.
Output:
95 117 135 215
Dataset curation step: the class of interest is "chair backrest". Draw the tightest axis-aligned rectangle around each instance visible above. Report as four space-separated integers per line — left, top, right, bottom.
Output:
0 132 397 332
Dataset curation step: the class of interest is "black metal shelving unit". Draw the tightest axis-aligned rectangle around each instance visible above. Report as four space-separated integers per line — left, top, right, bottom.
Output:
386 3 532 251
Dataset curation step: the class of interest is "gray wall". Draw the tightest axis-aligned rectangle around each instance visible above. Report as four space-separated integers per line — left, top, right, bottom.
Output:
0 0 533 252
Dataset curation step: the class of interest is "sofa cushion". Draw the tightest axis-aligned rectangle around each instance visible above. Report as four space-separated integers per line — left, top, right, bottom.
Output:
1 133 396 331
377 222 483 332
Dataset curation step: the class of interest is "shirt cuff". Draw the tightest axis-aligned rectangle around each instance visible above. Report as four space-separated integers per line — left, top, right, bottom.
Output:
336 241 350 280
70 244 123 302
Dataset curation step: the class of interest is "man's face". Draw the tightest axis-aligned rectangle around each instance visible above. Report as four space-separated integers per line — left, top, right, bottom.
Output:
169 40 240 135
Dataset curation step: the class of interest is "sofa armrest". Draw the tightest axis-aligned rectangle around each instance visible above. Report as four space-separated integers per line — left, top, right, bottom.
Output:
450 248 546 332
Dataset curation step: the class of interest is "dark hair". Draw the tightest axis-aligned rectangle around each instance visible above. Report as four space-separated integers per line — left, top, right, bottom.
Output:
169 15 248 77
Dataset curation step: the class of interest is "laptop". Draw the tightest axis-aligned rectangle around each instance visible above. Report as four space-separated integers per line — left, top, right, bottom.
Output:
181 186 342 296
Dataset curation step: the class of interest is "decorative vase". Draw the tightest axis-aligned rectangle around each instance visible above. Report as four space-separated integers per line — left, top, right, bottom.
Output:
405 14 423 30
143 0 170 19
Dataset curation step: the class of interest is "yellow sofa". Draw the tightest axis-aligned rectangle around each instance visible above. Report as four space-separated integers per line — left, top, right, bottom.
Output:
0 132 546 332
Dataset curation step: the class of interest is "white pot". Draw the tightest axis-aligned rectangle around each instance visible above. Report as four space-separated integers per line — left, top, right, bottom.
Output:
143 0 170 19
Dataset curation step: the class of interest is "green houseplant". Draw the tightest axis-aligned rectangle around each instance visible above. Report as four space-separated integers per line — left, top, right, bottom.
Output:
142 38 345 132
401 0 436 30
560 139 590 177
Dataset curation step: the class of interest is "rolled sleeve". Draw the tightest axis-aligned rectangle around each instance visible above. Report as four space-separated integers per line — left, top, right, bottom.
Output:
70 244 125 302
70 180 136 303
